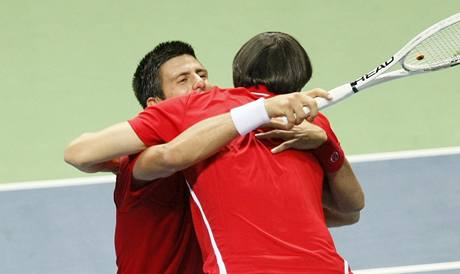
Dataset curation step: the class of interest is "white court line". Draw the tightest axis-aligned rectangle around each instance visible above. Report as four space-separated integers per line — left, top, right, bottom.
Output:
1 146 460 192
348 146 460 163
0 175 115 192
354 261 460 274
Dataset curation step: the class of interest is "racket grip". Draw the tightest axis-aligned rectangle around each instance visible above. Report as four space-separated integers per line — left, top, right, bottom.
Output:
301 97 330 115
281 83 354 124
279 106 314 124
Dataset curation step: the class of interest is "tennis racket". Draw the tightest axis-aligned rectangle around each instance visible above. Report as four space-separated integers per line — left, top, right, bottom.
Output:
309 12 460 112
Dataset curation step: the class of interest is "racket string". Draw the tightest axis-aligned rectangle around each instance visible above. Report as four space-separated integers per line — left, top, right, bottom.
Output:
404 20 460 70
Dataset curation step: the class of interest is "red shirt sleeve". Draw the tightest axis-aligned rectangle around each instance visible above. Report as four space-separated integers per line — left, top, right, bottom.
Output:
114 154 141 211
114 154 186 211
128 95 189 146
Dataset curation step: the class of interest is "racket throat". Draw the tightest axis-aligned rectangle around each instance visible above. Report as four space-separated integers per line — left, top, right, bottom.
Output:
350 56 396 92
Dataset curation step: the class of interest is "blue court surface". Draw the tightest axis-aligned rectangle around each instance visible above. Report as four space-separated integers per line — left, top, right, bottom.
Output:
1 148 459 274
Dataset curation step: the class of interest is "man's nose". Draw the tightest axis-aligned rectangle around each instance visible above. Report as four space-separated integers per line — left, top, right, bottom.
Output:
192 76 205 91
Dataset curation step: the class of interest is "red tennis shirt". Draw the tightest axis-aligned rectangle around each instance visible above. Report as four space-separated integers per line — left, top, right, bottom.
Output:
128 86 352 274
114 154 204 274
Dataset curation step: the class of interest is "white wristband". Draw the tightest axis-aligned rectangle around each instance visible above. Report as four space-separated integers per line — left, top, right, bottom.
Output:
230 98 270 136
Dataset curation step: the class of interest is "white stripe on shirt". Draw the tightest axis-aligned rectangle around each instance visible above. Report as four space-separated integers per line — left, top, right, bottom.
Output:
186 181 227 274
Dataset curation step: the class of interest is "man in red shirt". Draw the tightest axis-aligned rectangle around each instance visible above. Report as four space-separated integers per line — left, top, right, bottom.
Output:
66 41 212 274
65 35 362 273
126 32 364 273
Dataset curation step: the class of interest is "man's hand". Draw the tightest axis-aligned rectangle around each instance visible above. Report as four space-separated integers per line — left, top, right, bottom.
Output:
256 119 327 153
263 88 331 129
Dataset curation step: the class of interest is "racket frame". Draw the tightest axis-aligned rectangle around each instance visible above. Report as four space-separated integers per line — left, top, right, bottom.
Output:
313 12 460 112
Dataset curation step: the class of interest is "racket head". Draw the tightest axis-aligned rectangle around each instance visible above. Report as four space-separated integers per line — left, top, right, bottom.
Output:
402 13 460 72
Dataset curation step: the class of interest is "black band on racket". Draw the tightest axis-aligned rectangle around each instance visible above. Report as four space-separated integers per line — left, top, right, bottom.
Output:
350 82 359 93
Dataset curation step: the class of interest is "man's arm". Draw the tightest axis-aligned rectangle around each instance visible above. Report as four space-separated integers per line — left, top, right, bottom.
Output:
64 122 146 173
65 89 330 180
133 113 237 180
321 159 364 227
322 204 360 227
323 209 359 227
324 159 364 214
323 179 360 227
310 114 365 217
133 89 331 181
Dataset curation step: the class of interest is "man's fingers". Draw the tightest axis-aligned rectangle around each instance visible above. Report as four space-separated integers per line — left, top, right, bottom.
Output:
255 129 294 140
293 103 307 125
283 110 295 129
264 118 290 129
264 90 329 122
302 88 331 120
301 96 318 119
303 88 332 100
255 131 275 139
271 139 298 154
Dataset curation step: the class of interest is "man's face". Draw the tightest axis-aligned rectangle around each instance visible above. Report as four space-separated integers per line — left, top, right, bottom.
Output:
159 54 211 99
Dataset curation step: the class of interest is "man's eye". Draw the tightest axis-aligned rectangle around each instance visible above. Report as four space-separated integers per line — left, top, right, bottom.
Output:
178 78 187 83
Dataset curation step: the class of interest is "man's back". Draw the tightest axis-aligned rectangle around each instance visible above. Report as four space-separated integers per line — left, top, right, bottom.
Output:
129 86 350 273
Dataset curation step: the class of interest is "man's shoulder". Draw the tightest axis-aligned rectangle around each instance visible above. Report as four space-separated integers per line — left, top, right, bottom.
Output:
187 86 254 103
193 86 250 96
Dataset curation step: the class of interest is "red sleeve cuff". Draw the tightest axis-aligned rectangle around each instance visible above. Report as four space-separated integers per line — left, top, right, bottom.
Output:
313 138 345 173
312 113 345 173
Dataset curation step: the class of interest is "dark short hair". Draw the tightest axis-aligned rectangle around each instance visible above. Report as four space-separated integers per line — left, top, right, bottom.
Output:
232 32 312 93
132 41 196 108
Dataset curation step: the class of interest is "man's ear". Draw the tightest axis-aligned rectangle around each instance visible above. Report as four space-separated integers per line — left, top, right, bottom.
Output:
146 97 162 106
